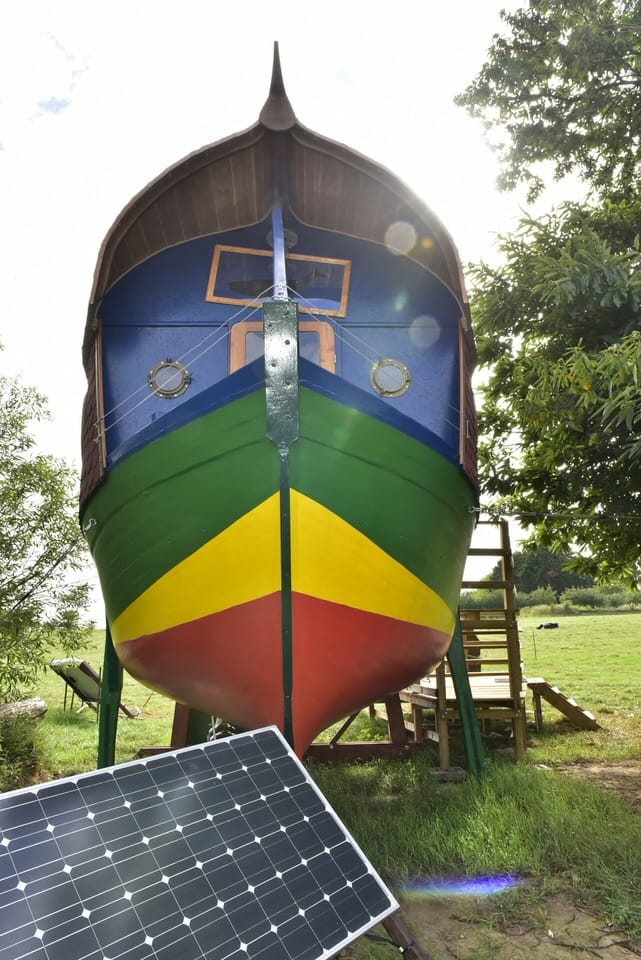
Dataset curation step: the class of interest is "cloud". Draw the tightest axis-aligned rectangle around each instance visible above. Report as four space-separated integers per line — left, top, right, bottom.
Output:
0 27 83 141
38 96 71 115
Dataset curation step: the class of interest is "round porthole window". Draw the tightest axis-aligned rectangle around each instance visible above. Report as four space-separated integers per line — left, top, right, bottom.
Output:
147 359 191 398
370 358 411 397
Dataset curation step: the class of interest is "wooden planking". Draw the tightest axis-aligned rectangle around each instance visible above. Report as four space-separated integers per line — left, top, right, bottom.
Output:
89 124 466 310
527 678 601 731
409 675 526 704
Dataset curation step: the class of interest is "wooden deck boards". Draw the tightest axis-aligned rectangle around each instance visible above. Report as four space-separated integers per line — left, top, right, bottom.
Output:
403 674 527 705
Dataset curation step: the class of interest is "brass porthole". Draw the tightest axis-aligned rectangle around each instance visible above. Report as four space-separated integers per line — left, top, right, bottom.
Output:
370 358 411 397
147 359 192 398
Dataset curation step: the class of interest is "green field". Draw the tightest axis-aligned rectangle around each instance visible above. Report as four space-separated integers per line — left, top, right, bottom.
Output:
2 612 641 944
5 611 641 778
519 611 641 763
1 631 176 783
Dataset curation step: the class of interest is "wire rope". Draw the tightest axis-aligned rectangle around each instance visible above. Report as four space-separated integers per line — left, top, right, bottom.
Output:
95 289 272 440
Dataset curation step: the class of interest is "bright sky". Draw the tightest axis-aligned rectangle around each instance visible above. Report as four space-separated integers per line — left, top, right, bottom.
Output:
1 0 543 610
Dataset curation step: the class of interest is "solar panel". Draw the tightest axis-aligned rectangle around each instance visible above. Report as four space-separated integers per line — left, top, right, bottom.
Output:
0 726 397 960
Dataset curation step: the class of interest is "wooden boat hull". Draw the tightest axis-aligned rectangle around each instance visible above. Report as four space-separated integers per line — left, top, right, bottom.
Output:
81 47 479 756
84 361 475 752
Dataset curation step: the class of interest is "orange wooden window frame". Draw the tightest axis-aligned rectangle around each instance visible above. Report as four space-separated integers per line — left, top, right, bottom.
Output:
206 244 351 318
229 320 336 373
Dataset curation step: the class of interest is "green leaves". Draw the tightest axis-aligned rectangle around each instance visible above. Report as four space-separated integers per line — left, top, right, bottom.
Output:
491 546 595 598
470 201 641 585
459 2 641 582
456 0 641 199
0 371 92 702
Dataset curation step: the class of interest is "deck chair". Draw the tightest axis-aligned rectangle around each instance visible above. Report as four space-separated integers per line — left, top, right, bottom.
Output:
49 657 137 719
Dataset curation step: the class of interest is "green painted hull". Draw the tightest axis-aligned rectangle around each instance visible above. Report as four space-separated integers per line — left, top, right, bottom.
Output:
83 385 475 625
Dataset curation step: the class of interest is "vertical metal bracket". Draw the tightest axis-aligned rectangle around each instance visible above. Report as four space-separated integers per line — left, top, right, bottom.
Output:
271 203 288 301
264 298 300 748
264 300 300 449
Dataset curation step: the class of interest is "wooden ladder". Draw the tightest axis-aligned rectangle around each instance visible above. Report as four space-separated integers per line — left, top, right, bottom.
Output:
402 518 528 767
458 517 528 760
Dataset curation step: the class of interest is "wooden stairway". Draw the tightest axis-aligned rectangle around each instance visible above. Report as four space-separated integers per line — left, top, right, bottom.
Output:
402 518 528 767
527 678 600 732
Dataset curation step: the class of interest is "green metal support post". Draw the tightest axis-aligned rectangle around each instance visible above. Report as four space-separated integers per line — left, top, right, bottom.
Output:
446 611 485 776
98 620 123 767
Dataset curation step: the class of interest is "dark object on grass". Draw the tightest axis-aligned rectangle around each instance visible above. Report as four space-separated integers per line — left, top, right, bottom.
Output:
537 622 559 629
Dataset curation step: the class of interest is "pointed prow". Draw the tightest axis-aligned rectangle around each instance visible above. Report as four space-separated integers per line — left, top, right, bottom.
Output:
259 42 297 131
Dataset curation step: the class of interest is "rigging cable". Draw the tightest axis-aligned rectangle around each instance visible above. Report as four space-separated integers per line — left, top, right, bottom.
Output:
94 290 273 440
470 506 641 522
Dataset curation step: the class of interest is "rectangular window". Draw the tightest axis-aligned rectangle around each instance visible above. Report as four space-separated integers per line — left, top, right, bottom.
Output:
230 320 336 373
206 245 351 317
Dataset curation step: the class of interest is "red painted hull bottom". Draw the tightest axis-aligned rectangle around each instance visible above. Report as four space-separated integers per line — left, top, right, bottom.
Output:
117 592 451 755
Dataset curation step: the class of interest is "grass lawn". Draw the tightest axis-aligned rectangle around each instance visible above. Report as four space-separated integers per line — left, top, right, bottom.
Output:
317 611 641 943
2 611 641 946
12 611 639 776
2 630 176 782
518 611 641 764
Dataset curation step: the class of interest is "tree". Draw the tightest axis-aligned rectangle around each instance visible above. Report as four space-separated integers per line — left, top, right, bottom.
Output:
489 546 594 598
471 198 641 585
0 369 92 701
544 330 641 473
455 0 641 200
457 1 641 585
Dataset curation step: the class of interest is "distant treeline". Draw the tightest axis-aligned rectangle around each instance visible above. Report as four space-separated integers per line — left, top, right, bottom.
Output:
462 583 640 611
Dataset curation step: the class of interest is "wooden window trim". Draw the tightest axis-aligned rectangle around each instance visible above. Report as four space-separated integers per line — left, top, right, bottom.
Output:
230 320 336 373
206 244 351 317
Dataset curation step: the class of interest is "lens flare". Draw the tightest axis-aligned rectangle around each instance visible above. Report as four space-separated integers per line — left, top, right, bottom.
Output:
384 221 417 256
394 291 409 311
409 315 440 349
398 875 520 899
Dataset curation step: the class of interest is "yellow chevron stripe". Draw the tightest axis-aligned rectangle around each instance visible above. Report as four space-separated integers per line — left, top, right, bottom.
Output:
111 488 455 646
291 490 455 633
111 494 281 645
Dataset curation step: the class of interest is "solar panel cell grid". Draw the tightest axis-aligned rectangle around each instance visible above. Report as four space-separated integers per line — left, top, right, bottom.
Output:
0 726 397 960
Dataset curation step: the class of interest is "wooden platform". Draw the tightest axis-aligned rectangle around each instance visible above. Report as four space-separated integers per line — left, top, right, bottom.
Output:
405 674 527 707
400 670 601 770
400 668 528 769
399 515 601 768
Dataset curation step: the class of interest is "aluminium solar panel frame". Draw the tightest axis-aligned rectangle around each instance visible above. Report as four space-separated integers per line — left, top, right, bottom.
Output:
0 725 414 960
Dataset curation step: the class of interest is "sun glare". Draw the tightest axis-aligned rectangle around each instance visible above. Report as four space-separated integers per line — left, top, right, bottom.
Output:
399 875 520 898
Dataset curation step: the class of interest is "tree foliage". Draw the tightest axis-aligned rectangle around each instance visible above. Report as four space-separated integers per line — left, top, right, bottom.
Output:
489 546 594 598
0 371 91 701
456 0 641 199
471 199 641 584
459 1 641 584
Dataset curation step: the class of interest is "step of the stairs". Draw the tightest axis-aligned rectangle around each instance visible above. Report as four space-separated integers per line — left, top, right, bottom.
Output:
527 678 600 730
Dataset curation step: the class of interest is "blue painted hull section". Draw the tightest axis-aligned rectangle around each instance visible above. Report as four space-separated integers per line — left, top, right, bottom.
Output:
99 214 463 470
110 356 459 471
